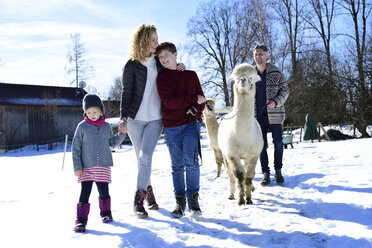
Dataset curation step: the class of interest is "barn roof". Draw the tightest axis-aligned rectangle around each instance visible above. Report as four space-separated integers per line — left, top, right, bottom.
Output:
0 83 87 107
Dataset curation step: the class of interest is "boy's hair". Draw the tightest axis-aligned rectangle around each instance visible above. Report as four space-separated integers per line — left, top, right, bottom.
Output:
129 24 157 62
155 42 177 55
253 44 268 53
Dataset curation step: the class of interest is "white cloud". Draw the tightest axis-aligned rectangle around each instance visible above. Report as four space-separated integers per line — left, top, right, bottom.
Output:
0 0 202 95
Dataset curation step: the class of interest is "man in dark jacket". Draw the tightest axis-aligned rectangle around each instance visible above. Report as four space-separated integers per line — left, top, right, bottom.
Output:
253 44 289 186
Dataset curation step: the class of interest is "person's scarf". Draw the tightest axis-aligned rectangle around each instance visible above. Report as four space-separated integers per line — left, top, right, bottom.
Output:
85 115 106 126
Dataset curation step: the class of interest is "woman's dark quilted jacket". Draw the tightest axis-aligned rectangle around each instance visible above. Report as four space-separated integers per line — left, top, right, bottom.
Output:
120 58 164 119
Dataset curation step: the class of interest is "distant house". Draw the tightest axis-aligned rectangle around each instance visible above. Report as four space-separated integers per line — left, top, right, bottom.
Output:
0 83 87 151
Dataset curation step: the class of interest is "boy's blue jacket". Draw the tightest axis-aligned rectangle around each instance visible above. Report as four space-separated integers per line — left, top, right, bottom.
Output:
72 121 125 171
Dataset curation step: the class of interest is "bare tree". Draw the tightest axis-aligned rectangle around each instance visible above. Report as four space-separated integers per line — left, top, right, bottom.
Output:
66 33 94 88
186 0 271 106
273 0 309 125
300 0 347 124
187 0 235 106
108 76 122 101
307 0 337 80
339 0 372 137
274 0 307 73
300 48 347 124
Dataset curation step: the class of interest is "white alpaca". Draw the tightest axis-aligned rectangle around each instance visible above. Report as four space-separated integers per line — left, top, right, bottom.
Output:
203 98 224 178
218 63 263 205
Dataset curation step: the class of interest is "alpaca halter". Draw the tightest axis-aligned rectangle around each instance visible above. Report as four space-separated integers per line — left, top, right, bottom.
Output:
221 95 246 121
206 104 218 116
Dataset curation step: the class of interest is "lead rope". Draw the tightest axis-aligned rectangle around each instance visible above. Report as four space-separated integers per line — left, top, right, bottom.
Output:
221 95 246 121
196 120 203 166
190 114 203 166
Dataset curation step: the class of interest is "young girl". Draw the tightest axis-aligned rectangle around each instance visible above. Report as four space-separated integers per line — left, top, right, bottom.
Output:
72 94 126 233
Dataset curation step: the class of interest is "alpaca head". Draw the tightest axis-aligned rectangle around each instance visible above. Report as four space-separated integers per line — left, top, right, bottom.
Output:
203 98 216 117
231 63 261 95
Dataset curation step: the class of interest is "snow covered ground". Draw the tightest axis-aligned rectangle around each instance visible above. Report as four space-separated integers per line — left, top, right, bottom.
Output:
0 130 371 248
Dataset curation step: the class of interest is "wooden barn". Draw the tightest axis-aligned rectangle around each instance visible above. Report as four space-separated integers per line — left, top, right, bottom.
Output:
0 83 87 151
102 100 120 118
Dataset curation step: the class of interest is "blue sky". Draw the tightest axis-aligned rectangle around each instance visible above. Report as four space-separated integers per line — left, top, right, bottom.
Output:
0 0 203 96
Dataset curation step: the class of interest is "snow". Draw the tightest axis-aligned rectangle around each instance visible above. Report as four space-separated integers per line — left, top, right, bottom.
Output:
106 117 122 127
1 129 371 248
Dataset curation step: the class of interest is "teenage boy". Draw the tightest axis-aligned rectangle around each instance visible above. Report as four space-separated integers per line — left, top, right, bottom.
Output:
156 42 206 218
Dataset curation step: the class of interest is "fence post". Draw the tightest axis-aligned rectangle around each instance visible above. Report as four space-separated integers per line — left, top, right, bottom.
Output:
62 135 68 170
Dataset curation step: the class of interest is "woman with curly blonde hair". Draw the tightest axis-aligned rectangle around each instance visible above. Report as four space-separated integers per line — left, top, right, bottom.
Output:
119 24 184 219
129 24 157 62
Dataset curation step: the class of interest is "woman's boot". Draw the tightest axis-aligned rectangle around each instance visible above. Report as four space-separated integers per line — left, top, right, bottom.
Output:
145 185 159 210
134 189 148 219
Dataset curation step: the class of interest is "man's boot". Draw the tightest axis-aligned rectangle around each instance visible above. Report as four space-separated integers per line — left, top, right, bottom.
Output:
275 169 284 184
261 172 271 186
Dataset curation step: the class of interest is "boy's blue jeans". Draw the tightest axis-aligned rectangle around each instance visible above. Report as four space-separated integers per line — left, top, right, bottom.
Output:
164 121 200 198
258 118 283 174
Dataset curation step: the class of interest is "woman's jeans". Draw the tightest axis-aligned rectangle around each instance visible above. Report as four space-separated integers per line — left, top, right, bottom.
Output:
258 118 283 174
164 122 200 198
127 118 163 190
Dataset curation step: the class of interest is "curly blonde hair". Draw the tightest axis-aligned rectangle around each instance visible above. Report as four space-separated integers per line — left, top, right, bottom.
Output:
129 24 157 62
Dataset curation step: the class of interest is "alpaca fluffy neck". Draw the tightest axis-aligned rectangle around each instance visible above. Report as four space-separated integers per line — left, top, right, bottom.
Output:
205 114 219 143
232 91 255 127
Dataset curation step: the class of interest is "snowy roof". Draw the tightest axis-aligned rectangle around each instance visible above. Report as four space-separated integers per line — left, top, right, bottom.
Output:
0 83 87 107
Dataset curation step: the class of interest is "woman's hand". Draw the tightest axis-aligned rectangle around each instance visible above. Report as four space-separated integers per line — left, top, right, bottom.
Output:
119 119 128 134
176 63 186 71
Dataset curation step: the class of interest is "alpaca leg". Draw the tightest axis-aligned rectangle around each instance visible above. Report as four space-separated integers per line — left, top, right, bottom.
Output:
243 157 258 205
227 156 245 205
214 148 224 178
244 177 253 204
224 155 236 200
